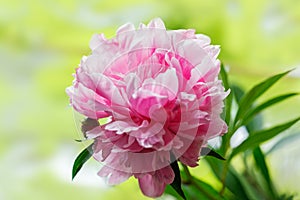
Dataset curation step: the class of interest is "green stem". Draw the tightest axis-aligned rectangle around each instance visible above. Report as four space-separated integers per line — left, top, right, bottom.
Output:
220 120 244 194
219 161 229 195
182 164 218 200
220 122 240 194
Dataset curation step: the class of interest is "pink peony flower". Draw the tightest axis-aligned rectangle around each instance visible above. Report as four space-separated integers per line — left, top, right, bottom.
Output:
67 18 228 198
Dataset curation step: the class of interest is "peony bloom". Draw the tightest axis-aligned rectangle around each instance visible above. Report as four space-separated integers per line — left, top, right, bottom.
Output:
67 18 228 198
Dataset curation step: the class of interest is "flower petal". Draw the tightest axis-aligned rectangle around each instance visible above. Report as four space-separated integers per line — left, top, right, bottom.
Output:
147 18 166 29
116 22 135 35
98 166 132 185
138 166 174 198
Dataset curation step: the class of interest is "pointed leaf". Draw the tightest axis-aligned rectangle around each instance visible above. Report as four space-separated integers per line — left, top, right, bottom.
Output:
72 143 93 180
253 147 277 198
205 158 249 199
232 84 245 103
229 166 263 200
232 84 264 133
221 84 245 154
242 93 298 126
220 64 232 125
201 147 225 160
231 84 264 133
75 139 85 142
191 179 227 200
235 70 292 124
181 174 227 200
253 148 271 184
164 185 182 199
219 63 230 91
170 160 186 200
219 64 233 154
230 117 300 159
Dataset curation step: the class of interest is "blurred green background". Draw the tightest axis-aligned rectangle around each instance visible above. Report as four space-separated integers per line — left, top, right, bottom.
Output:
1 0 300 199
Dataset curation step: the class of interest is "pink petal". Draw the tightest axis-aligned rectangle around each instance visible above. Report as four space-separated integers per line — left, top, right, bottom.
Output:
168 29 196 49
89 73 127 106
138 166 174 198
66 83 110 119
98 166 132 185
89 33 106 50
147 18 166 29
179 137 203 167
116 27 170 51
116 22 135 35
85 126 103 139
88 44 120 74
104 120 148 134
195 34 211 46
175 39 208 67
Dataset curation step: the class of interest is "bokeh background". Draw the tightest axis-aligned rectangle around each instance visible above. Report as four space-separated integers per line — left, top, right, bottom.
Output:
1 0 300 199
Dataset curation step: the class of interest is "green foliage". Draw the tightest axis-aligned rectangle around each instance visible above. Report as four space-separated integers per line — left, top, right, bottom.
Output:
166 67 299 200
69 67 299 199
181 177 226 200
205 158 249 200
253 147 277 198
241 93 298 126
72 143 93 180
230 117 300 160
201 147 225 160
170 160 186 200
234 69 292 126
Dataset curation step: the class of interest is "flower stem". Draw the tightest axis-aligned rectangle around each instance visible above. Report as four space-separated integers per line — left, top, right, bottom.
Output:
220 122 239 194
220 161 229 195
182 164 218 200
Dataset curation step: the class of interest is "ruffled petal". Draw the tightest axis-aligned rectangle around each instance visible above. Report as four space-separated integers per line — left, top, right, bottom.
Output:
66 83 110 119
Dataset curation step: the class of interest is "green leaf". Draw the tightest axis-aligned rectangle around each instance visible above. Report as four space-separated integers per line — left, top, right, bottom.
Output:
75 139 85 142
231 83 264 133
165 185 182 199
72 143 93 180
201 147 225 160
170 160 186 200
279 194 295 200
219 64 234 154
231 84 264 133
266 132 300 155
205 158 249 200
242 93 298 126
245 114 264 134
253 147 271 183
253 147 277 198
231 84 245 103
219 63 230 91
234 70 292 125
229 166 263 200
191 179 227 200
230 116 300 159
181 175 227 200
220 64 232 126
